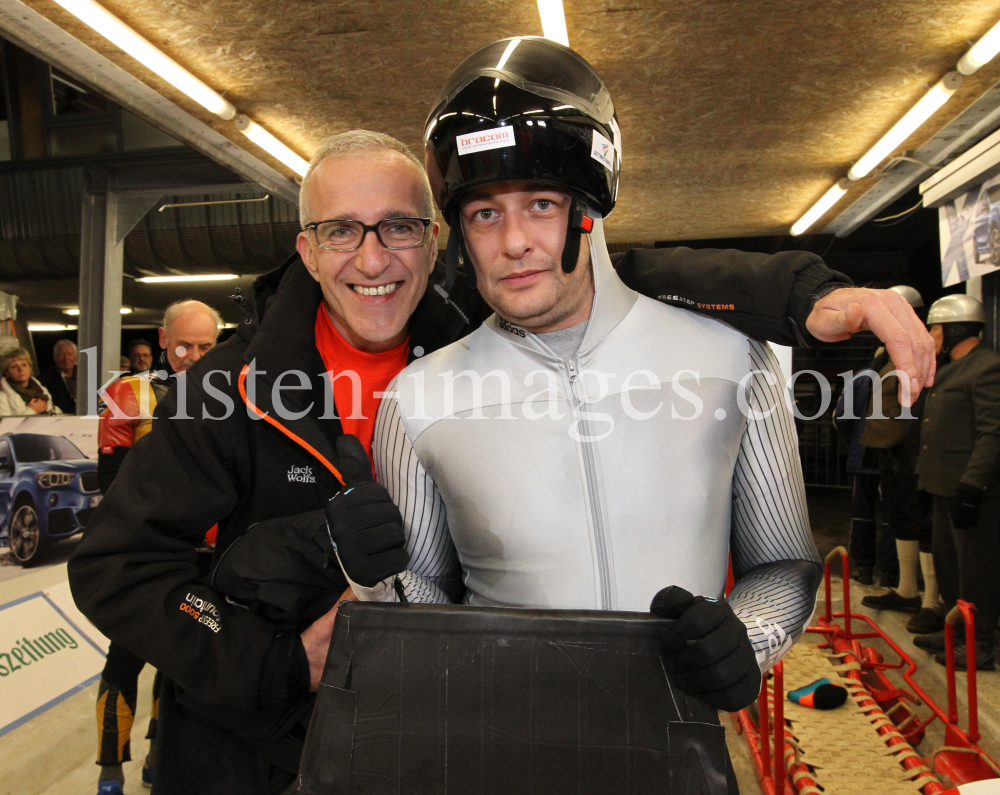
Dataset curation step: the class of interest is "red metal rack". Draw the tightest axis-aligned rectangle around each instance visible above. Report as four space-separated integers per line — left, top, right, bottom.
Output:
732 546 1000 794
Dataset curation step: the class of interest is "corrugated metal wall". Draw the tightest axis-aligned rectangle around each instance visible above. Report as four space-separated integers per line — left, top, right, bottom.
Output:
126 192 299 276
0 168 86 239
0 168 300 279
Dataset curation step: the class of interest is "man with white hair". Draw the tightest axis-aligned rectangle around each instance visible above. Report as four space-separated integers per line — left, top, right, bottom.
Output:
90 298 220 795
71 127 935 795
96 299 221 489
39 338 78 413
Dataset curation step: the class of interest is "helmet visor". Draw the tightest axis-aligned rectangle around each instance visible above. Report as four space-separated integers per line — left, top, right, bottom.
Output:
434 37 614 124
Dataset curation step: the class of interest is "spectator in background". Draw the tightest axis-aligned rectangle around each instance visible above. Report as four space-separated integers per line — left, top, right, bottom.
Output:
98 301 221 491
835 367 896 586
913 294 1000 670
860 286 939 635
0 348 59 415
90 300 222 795
128 338 153 374
38 338 77 414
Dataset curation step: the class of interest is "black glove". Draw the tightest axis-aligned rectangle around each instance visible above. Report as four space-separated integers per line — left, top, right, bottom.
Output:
325 434 409 587
950 483 984 529
651 585 761 712
211 509 344 630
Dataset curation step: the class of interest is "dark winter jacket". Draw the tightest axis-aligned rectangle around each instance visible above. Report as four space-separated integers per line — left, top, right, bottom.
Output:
917 344 1000 498
37 364 76 414
834 368 880 476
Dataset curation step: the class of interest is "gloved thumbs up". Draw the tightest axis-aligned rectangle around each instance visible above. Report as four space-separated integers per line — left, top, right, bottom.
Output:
325 434 408 588
335 434 374 486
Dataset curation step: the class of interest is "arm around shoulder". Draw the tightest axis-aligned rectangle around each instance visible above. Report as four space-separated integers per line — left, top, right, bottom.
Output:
612 246 850 346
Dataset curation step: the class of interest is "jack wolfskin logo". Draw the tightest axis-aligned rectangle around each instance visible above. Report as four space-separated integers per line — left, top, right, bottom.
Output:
287 465 315 484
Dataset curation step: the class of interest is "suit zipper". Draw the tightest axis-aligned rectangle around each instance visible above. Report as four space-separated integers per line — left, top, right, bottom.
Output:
566 357 612 610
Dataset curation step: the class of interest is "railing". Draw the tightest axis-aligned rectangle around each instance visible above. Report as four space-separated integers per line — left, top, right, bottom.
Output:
796 418 850 488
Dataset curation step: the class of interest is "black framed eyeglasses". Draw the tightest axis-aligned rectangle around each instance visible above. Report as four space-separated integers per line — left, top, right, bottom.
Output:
303 217 432 252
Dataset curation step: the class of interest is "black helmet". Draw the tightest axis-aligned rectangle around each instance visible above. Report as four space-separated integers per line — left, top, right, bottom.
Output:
424 36 620 220
425 37 619 304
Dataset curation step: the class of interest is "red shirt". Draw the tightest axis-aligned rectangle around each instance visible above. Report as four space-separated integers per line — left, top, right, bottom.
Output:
314 305 409 462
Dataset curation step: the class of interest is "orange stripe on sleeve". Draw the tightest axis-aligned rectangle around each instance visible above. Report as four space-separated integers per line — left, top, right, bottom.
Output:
98 378 143 448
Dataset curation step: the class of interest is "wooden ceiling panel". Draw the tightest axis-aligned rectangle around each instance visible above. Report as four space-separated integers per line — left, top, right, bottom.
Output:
16 0 1000 241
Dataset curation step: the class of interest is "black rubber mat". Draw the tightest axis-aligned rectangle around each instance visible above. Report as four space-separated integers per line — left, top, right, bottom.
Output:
299 601 732 794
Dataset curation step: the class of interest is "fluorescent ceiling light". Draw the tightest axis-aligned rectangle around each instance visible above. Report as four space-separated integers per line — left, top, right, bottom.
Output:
29 324 77 331
64 307 131 314
848 73 962 181
959 18 1000 75
536 0 569 47
234 115 308 177
49 0 235 119
791 179 851 236
136 274 239 283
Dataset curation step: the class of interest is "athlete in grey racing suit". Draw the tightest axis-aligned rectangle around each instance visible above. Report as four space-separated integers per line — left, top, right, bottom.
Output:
359 214 822 676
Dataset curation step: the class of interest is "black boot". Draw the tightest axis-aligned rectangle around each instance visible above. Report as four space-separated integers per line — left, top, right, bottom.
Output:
853 566 874 586
914 632 946 652
861 590 921 612
907 607 945 634
934 640 996 671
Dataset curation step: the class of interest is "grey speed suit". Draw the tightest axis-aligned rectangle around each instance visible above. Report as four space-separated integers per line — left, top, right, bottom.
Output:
365 217 822 674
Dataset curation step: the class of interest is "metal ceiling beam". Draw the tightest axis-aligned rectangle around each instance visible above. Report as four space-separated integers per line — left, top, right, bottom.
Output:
0 0 300 205
77 170 122 413
110 182 268 236
919 125 1000 207
75 177 261 410
823 78 1000 237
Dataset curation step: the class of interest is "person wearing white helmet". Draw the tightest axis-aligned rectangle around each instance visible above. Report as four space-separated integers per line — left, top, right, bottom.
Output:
889 284 925 310
860 286 940 637
911 293 999 670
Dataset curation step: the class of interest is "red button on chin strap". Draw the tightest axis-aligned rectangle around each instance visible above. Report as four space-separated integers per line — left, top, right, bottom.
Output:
562 198 594 273
570 201 593 235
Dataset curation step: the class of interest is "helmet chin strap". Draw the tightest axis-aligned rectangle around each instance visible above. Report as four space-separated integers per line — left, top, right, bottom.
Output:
441 221 463 294
434 212 472 325
940 322 983 355
561 197 595 273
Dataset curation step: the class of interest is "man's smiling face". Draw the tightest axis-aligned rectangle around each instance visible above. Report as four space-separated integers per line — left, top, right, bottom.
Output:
297 152 438 352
